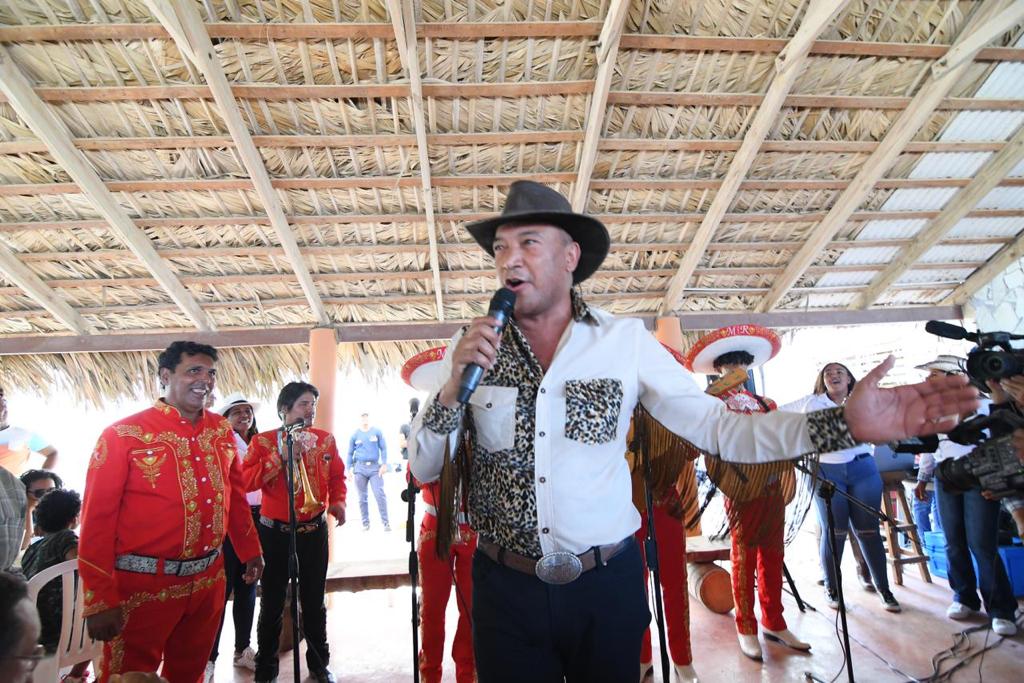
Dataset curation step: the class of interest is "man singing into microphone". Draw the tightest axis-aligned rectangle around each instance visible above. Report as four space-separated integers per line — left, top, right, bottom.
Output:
243 381 346 683
408 180 980 683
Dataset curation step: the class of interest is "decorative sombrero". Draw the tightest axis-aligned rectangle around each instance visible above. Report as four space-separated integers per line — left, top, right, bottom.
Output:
400 346 448 392
683 324 781 375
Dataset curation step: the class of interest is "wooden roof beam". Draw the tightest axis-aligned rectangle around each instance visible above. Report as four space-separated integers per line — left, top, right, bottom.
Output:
0 245 93 334
932 2 1024 77
854 123 1024 309
942 229 1024 306
659 0 849 314
571 0 630 211
385 0 444 321
757 0 1020 313
0 46 213 331
144 0 329 325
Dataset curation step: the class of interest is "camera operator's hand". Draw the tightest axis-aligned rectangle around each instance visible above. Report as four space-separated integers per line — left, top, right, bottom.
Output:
1000 376 1024 406
438 316 503 408
914 480 929 502
844 355 980 443
1014 428 1024 464
987 379 1009 404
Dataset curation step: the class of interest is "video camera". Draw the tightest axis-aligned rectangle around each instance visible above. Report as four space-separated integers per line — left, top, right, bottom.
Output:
924 321 1024 498
924 321 1024 383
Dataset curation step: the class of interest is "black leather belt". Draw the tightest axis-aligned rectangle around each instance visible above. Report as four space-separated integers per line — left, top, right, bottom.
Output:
478 536 632 585
259 513 325 534
115 548 220 577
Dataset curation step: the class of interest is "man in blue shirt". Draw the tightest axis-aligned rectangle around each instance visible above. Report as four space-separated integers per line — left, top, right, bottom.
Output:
348 413 390 531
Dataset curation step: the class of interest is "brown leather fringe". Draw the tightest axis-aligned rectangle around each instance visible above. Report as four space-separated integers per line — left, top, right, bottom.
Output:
435 414 474 560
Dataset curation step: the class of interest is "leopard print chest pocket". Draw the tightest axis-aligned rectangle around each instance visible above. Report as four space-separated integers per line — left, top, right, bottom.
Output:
564 378 624 445
468 385 519 453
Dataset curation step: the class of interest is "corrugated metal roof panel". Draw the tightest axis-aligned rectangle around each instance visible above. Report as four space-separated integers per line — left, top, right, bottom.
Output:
974 62 1024 99
816 271 876 287
789 293 858 309
834 246 900 265
947 217 1024 238
895 268 974 285
854 219 929 239
1010 157 1024 178
937 112 1024 142
909 152 991 179
878 289 953 306
920 244 1001 263
880 188 957 212
978 187 1024 210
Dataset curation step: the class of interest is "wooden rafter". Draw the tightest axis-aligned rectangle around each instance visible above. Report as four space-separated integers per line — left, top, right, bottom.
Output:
942 229 1024 306
0 245 93 334
2 24 1021 63
0 45 213 331
756 0 1019 314
854 123 1024 309
571 0 630 211
385 0 444 321
659 0 848 314
143 0 330 326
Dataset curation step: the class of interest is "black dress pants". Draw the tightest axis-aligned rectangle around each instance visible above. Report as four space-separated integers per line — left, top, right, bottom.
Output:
472 537 650 683
254 519 330 679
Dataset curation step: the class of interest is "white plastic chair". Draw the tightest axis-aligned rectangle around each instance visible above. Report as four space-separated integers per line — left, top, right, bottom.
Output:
25 559 102 683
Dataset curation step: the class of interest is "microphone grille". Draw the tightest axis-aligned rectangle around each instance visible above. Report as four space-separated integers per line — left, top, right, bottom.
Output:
491 287 517 312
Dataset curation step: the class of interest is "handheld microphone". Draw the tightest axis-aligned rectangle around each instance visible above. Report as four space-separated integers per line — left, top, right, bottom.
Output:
457 287 516 404
282 419 306 434
925 320 977 342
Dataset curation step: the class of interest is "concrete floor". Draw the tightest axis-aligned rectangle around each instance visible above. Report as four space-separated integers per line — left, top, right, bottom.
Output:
201 475 1022 682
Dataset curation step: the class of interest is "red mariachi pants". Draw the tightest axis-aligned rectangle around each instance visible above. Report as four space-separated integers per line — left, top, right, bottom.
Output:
95 562 226 683
418 513 477 683
726 490 787 635
637 502 692 666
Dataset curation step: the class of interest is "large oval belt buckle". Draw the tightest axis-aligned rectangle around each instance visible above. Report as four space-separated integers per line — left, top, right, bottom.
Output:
535 551 583 585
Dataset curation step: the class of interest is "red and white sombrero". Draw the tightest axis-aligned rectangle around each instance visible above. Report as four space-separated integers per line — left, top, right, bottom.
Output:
683 324 781 375
401 346 448 392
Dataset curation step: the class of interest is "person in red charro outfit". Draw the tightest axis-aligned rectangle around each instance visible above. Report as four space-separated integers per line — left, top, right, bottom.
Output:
402 347 477 683
243 381 346 683
684 326 809 661
79 342 264 683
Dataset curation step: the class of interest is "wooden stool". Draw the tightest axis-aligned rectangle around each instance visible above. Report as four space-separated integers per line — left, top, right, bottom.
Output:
880 471 931 585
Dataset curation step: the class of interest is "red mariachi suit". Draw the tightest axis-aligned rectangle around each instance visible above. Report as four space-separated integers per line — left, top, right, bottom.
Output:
416 479 477 683
79 401 261 683
637 484 692 667
719 388 787 635
242 428 346 521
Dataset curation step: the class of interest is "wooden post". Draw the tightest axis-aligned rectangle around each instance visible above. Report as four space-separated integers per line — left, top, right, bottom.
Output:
309 327 339 609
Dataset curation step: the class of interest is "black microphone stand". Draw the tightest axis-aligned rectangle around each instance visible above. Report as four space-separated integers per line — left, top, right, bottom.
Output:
637 415 670 683
793 460 894 683
282 427 303 683
401 404 422 682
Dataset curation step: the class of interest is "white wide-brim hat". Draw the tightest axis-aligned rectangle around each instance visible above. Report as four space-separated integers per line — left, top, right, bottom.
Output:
683 324 781 375
401 346 448 392
914 354 965 374
214 391 261 416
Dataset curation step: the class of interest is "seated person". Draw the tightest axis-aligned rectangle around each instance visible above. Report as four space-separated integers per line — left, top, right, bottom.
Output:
21 488 90 682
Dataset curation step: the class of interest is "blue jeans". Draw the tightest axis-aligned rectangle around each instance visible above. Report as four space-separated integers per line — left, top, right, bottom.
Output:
935 483 1016 620
813 455 891 594
354 461 389 527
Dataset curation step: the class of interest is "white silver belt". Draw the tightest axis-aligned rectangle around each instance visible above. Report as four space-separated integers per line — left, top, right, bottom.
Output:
115 548 220 577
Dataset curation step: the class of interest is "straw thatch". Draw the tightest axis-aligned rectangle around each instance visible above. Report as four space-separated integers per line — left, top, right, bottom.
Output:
0 0 1021 403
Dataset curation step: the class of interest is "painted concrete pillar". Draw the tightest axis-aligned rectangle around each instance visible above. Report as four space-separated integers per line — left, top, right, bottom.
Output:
654 316 702 537
308 327 338 433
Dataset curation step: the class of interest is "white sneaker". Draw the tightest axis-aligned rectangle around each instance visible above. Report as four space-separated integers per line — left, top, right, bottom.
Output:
233 646 257 670
992 618 1017 636
203 661 216 683
946 602 980 620
674 663 699 682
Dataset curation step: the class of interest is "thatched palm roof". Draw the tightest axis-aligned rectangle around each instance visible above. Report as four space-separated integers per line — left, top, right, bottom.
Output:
0 0 1022 403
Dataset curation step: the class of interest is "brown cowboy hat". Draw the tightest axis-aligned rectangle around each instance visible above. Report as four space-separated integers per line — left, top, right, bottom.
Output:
465 180 610 284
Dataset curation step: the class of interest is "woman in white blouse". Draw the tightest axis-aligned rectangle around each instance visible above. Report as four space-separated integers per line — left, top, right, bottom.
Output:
785 363 901 614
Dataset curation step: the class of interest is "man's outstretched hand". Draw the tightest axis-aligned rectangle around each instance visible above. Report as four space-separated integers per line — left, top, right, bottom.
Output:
844 355 980 444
